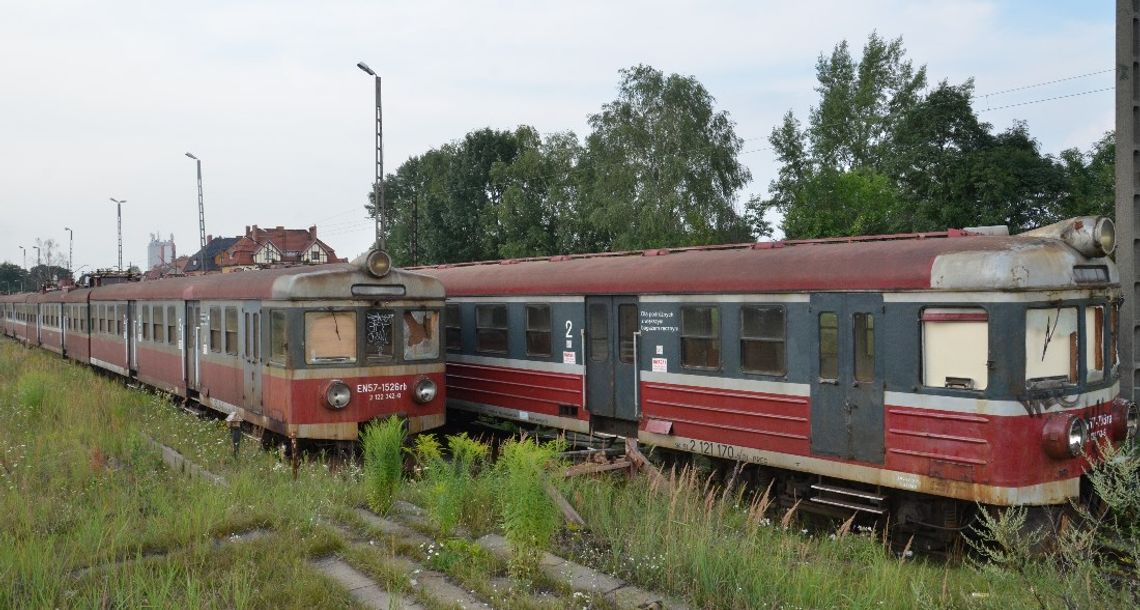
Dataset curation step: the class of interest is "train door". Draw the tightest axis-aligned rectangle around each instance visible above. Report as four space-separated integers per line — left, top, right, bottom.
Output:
809 293 885 464
241 302 263 413
185 302 201 392
585 296 640 434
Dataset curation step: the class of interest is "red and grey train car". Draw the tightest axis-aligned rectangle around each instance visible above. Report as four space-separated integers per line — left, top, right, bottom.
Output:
1 250 446 441
420 217 1138 528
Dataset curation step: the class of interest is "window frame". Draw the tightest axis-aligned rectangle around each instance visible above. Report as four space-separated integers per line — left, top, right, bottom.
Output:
444 304 462 351
680 305 721 371
525 304 552 357
740 305 787 376
475 304 509 355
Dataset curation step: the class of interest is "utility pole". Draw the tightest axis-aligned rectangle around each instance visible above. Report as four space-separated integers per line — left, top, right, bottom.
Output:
64 227 73 274
18 246 26 291
186 153 207 272
109 198 125 270
357 61 385 251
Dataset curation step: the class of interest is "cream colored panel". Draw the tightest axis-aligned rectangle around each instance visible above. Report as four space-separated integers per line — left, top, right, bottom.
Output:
1026 307 1077 381
305 311 358 364
1086 306 1105 382
923 320 988 390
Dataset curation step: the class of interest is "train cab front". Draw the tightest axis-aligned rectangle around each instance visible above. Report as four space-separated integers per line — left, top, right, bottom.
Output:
272 248 447 440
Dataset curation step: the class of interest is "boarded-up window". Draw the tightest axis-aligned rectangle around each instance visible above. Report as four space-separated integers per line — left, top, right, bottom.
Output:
681 306 720 369
404 310 439 361
1087 305 1105 382
445 304 462 351
269 310 287 364
922 308 988 390
209 307 221 353
476 305 508 354
819 312 838 380
525 304 551 357
364 309 395 361
1026 306 1078 384
305 311 357 364
741 306 786 375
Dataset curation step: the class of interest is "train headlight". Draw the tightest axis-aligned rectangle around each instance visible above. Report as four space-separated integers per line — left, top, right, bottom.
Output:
323 380 352 410
1067 417 1088 457
1094 217 1116 257
365 249 392 278
412 378 437 404
1043 415 1088 459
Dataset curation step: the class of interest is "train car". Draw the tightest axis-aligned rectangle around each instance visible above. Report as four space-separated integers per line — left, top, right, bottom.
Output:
420 217 1138 532
1 249 446 442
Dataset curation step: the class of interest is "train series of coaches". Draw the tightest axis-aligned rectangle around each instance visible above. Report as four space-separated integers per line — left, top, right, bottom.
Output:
3 217 1138 535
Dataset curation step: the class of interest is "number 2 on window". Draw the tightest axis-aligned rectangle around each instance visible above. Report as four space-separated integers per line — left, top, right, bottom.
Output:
565 320 573 339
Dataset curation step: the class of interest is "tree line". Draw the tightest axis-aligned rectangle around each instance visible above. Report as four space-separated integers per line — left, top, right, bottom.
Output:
369 34 1114 266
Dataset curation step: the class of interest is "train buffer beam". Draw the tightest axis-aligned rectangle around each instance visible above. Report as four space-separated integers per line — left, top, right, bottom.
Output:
809 483 886 515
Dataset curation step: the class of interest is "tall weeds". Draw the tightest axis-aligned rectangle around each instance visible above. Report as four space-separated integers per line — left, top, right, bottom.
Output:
360 415 406 514
494 436 563 582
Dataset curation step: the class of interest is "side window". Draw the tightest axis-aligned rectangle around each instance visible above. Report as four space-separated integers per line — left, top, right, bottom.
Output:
1087 305 1105 382
364 309 395 361
818 312 838 380
1111 303 1120 371
1026 306 1078 385
269 310 287 364
445 304 462 351
305 310 357 364
252 312 260 361
167 306 177 344
475 305 508 354
525 304 552 357
209 306 221 353
403 310 439 360
588 303 608 363
681 306 720 370
153 306 164 344
922 308 988 390
853 313 875 382
244 312 251 357
97 305 105 333
741 306 786 375
116 305 123 336
224 307 238 356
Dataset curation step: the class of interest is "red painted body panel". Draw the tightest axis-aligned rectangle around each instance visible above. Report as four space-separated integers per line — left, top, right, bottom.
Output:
134 344 186 394
446 362 586 421
283 372 446 425
90 334 127 370
640 381 810 457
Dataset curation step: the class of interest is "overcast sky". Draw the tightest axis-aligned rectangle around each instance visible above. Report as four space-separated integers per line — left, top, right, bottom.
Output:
0 0 1115 273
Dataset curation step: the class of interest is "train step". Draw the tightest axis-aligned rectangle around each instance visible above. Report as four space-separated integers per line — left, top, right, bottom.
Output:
809 483 886 514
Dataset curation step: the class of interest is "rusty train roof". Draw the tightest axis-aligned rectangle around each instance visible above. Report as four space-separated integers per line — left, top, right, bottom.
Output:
416 232 1119 296
0 263 445 303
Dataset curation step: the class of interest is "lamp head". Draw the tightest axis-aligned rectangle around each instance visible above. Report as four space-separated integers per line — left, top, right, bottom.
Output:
356 61 376 76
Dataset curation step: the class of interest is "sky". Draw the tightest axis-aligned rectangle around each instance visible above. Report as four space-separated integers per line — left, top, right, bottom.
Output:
0 0 1116 274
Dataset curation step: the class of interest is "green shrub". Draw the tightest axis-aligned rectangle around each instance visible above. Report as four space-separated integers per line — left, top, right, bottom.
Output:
16 370 51 414
360 416 406 514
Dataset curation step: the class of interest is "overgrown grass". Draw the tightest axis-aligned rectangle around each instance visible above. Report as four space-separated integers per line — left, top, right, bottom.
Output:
0 342 362 608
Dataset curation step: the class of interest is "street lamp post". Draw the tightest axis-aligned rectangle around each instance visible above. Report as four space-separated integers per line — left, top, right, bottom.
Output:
109 198 125 270
64 227 73 274
185 153 207 273
32 246 40 289
17 245 25 291
356 61 385 251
